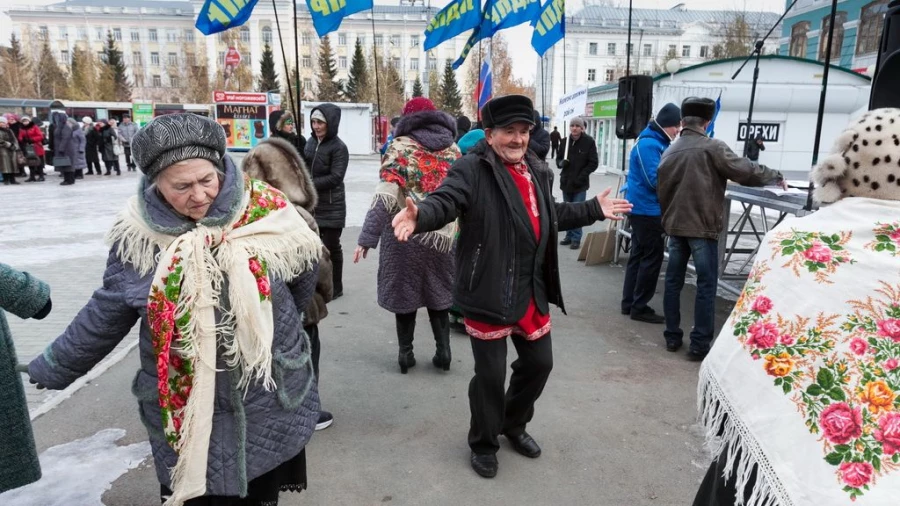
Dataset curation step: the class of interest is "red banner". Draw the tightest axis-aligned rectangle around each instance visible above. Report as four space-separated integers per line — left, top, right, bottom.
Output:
212 91 268 104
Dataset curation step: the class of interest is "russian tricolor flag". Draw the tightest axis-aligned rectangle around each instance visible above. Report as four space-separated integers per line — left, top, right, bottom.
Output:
474 55 492 119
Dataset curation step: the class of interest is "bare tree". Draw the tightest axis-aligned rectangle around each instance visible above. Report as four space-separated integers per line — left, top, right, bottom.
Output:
711 12 756 59
464 34 535 117
0 34 33 98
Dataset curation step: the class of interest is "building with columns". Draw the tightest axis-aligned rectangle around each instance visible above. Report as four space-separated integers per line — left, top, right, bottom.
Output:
535 3 781 117
4 0 470 101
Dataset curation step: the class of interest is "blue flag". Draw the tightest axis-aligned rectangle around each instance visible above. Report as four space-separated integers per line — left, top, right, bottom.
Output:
531 0 564 57
707 95 721 138
451 26 482 70
307 0 373 38
484 0 541 34
424 0 481 52
195 0 260 36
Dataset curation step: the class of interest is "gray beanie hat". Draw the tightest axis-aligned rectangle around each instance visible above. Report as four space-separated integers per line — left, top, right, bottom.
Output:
132 113 226 181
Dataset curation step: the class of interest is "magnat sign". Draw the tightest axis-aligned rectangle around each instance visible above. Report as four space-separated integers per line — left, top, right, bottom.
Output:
737 122 781 142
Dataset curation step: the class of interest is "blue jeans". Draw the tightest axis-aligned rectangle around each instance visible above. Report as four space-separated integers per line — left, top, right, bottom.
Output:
562 191 587 243
663 236 719 354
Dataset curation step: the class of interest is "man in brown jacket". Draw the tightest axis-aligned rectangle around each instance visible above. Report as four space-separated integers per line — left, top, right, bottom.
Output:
657 97 784 361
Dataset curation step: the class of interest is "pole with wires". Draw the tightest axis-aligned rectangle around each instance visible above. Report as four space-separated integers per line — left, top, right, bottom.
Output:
271 0 296 121
292 0 302 135
371 15 383 150
621 0 633 178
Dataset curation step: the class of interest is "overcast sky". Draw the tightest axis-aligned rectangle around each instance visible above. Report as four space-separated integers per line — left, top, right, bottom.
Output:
2 0 789 82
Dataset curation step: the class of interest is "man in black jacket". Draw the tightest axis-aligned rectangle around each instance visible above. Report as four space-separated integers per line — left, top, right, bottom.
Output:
549 126 561 158
556 117 600 249
391 95 632 479
528 110 550 159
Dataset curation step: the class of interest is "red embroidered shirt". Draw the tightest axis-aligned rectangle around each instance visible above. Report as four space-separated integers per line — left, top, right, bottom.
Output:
465 161 552 341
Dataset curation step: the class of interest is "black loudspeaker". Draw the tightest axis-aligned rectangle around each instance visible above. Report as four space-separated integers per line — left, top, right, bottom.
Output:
870 0 900 109
615 75 653 140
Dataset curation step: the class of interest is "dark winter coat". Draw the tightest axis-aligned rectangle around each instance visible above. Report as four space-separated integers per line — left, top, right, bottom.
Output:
304 104 349 229
17 123 45 158
744 137 765 162
85 126 102 152
0 264 50 494
100 124 118 162
28 157 320 496
243 137 333 326
556 132 599 193
529 123 551 159
658 125 783 240
550 129 561 149
0 128 18 175
415 140 606 325
51 113 76 171
72 126 87 170
269 110 307 155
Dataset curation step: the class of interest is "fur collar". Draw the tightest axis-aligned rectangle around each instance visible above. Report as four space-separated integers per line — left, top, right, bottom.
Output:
242 137 318 213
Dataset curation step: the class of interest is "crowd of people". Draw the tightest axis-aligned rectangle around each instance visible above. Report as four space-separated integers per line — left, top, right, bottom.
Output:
0 112 137 186
9 93 896 506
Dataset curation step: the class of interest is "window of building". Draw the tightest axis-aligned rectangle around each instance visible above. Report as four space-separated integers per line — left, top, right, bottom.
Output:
410 57 419 70
168 52 177 66
857 1 887 56
789 21 810 58
132 51 142 65
152 74 162 87
149 28 158 42
58 27 68 40
643 43 652 57
589 42 598 55
303 78 312 90
410 34 419 47
302 32 311 45
261 26 272 45
240 26 250 43
390 35 400 47
358 35 366 46
339 56 347 68
374 34 384 46
587 68 596 81
78 27 88 40
150 52 160 66
95 27 105 41
427 57 437 70
627 43 634 55
391 57 401 69
38 26 48 40
338 33 347 45
60 50 69 63
169 75 179 88
605 68 615 82
682 45 691 58
819 12 847 61
218 51 225 63
302 55 311 67
134 74 144 88
668 44 676 56
186 53 196 66
167 29 178 42
131 28 140 42
184 30 195 42
113 28 122 41
607 42 616 55
700 45 709 58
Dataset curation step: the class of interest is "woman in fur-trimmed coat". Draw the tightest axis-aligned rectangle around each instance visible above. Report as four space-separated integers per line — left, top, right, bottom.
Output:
243 137 335 429
354 97 461 374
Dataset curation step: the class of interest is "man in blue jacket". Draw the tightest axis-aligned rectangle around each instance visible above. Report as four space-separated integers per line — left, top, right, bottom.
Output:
621 103 681 323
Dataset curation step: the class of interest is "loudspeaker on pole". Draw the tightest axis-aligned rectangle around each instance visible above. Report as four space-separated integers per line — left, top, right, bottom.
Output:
615 75 653 140
870 0 900 109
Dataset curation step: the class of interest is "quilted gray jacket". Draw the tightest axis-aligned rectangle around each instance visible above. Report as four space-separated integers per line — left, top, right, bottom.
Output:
28 157 320 497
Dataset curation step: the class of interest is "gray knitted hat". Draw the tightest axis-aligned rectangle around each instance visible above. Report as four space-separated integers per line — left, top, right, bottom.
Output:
132 113 226 181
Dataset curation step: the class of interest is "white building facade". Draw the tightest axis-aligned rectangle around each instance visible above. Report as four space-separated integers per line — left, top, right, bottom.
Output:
4 0 472 102
535 4 782 117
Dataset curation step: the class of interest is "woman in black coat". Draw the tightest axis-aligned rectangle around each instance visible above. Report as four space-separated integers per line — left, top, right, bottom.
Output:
304 104 349 298
51 112 77 186
98 120 120 176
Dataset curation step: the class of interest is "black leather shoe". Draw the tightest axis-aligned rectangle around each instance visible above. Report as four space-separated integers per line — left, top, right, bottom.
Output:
686 350 708 362
559 238 572 246
621 308 631 315
505 432 541 458
470 452 498 478
569 242 580 250
631 310 665 324
666 341 683 352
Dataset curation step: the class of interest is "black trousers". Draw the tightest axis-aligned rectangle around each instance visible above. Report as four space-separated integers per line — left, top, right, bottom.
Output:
124 145 134 168
86 149 102 173
104 159 120 174
319 227 343 295
621 214 666 314
693 448 756 506
468 333 553 455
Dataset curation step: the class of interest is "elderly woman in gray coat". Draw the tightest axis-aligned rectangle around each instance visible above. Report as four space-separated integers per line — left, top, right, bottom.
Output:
28 114 323 506
51 111 77 186
69 118 87 175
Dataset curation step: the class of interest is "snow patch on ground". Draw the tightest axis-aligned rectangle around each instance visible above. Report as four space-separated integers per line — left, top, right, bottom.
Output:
0 428 151 506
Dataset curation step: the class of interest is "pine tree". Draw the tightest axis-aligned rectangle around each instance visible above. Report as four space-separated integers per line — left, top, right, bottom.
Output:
412 75 424 97
257 43 279 93
33 39 67 99
439 59 462 117
315 35 343 102
0 34 32 97
344 38 369 103
102 30 131 101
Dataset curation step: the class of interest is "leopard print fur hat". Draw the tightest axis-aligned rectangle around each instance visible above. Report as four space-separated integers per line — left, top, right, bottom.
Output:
811 108 900 204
